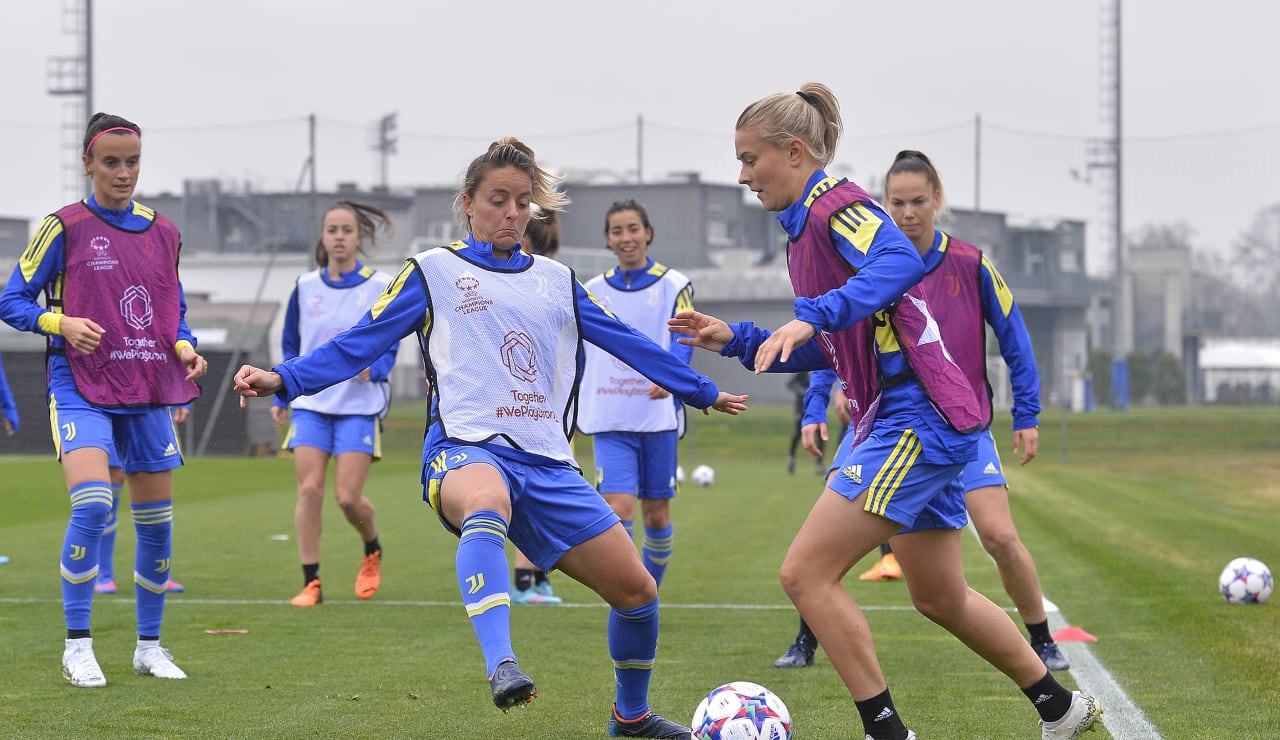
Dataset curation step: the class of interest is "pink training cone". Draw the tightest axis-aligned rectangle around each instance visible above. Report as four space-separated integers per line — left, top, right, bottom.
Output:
1052 626 1098 643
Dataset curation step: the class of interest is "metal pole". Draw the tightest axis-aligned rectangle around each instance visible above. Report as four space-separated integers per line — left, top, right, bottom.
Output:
973 112 981 238
83 0 94 199
1110 0 1130 410
380 137 388 188
636 113 644 186
1115 0 1126 355
309 113 318 224
1061 401 1069 464
84 0 92 126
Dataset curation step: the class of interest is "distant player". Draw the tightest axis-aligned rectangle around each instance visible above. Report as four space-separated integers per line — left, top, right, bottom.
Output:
577 199 694 590
273 200 396 607
880 150 1066 669
0 351 17 438
0 352 13 568
784 370 825 474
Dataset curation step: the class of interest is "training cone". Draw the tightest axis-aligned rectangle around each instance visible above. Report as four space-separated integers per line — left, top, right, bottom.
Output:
1052 626 1097 643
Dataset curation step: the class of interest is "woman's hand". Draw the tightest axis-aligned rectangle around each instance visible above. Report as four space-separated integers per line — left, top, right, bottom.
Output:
706 391 748 415
753 320 815 373
647 382 671 400
669 310 734 352
1013 426 1039 466
233 365 284 408
179 346 208 381
60 316 104 354
801 422 826 458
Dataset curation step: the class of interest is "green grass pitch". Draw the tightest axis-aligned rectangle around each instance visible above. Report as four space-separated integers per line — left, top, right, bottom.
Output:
1 403 1277 737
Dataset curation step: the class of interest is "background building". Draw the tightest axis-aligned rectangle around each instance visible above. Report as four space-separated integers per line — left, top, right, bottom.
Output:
0 217 29 258
0 177 1116 455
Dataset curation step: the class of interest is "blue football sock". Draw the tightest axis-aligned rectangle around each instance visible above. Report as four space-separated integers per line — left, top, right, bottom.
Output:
61 482 113 631
641 524 673 588
609 597 659 720
97 483 123 582
456 510 514 677
132 500 173 637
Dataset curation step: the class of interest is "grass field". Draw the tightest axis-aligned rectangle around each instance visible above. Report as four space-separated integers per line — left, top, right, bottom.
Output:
1 402 1277 738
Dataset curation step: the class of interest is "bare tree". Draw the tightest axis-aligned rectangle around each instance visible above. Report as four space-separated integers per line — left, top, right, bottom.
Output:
1127 220 1277 338
1234 203 1280 297
1128 221 1195 251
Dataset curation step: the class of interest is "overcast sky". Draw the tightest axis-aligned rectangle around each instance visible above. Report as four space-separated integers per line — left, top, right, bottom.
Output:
4 0 1278 273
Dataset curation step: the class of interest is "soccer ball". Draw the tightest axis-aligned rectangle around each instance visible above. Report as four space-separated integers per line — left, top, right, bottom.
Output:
690 464 716 487
1219 557 1273 604
691 681 792 739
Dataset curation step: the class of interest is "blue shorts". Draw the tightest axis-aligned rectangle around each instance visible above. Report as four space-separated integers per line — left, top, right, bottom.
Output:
49 390 183 474
424 444 617 572
958 430 1006 491
592 430 678 499
828 424 967 534
284 409 382 460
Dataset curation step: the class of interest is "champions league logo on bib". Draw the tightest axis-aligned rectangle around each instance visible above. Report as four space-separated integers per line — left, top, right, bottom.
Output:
87 235 119 272
454 271 493 315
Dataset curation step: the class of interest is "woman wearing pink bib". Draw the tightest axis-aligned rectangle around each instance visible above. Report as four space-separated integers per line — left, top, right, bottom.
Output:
0 113 208 688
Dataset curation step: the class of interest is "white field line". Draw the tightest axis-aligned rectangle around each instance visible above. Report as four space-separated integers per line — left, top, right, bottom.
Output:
965 520 1162 739
0 522 1168 740
0 596 916 610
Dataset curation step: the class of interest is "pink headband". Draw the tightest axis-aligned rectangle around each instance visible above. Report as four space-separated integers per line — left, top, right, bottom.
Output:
85 126 140 155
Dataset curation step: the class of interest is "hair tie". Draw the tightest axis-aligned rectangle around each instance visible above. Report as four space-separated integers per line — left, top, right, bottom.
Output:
795 90 818 107
85 126 139 155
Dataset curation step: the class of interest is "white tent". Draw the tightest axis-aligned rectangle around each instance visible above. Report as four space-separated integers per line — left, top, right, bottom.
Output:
1199 339 1280 402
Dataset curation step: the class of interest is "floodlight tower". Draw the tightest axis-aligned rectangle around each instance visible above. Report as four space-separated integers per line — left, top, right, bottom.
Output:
1096 0 1129 408
46 0 93 199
